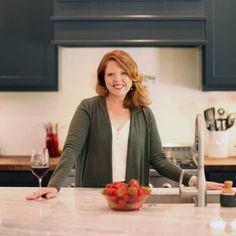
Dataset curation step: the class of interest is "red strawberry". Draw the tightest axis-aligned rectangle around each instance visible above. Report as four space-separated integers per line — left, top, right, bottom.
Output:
138 187 145 196
104 187 116 196
127 187 138 196
121 183 129 189
128 195 139 204
115 187 127 197
113 181 125 189
141 186 151 195
128 179 140 188
105 183 114 189
122 193 129 202
117 198 126 207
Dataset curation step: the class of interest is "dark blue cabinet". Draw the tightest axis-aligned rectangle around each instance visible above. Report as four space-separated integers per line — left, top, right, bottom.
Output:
0 0 57 91
0 171 53 187
205 171 236 187
1 0 236 91
203 0 236 91
53 0 236 91
52 0 207 47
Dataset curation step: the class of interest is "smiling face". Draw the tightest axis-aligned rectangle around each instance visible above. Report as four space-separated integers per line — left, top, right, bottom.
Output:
104 60 132 100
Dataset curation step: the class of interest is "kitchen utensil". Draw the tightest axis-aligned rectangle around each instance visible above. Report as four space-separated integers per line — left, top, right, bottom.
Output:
225 113 235 130
204 107 216 131
217 108 225 131
45 122 61 157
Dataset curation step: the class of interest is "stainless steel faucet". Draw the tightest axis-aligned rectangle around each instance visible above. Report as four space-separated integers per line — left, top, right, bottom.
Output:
179 114 207 207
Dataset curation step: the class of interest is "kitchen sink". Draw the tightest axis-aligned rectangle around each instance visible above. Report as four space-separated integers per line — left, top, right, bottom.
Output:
145 190 220 204
146 194 195 204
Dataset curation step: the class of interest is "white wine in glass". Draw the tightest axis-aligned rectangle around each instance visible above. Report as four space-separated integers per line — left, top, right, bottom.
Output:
30 148 50 197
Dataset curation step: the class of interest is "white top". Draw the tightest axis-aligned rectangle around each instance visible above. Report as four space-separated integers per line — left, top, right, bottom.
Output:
111 119 130 182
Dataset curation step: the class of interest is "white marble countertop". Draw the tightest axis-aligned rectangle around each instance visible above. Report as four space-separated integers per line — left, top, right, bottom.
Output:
0 187 236 236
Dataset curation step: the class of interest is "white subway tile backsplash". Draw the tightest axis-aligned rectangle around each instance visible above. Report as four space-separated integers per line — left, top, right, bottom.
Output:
0 47 236 155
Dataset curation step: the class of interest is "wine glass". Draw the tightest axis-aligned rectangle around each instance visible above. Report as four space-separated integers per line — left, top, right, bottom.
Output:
30 148 50 197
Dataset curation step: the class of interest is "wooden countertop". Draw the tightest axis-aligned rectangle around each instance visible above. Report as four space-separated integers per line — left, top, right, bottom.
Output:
204 156 236 171
0 187 234 235
205 156 236 166
0 155 236 171
0 155 59 171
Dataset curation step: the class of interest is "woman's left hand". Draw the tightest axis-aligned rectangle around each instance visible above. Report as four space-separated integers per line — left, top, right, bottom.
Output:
206 181 224 190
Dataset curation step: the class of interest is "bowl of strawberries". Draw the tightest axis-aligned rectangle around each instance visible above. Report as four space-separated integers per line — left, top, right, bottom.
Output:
102 179 151 211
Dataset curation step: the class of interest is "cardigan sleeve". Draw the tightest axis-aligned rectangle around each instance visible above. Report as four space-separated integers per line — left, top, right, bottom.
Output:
48 99 91 191
148 109 193 186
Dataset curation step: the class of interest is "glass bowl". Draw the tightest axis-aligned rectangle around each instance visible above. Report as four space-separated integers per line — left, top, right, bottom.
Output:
103 193 150 211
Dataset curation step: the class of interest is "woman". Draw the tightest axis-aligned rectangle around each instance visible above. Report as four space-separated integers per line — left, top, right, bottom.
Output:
26 50 223 200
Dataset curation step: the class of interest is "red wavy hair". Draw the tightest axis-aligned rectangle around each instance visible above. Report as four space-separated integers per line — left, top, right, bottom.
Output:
96 50 151 108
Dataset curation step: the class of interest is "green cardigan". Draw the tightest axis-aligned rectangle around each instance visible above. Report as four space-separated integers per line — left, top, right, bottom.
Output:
48 96 192 190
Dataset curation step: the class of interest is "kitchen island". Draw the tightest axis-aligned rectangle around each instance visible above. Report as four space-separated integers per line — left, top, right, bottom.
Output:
0 188 235 235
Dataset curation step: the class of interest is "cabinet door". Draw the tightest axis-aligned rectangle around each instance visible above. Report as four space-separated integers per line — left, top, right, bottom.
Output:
0 0 57 91
0 171 53 187
203 0 236 91
205 171 236 187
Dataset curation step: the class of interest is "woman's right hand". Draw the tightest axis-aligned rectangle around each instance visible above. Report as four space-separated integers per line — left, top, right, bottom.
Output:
26 187 58 200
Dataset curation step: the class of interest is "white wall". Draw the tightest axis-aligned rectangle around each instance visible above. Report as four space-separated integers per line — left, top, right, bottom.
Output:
0 47 236 156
